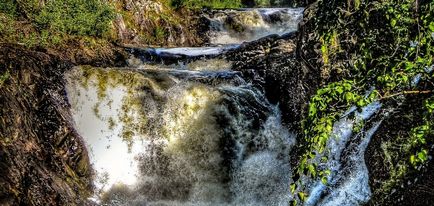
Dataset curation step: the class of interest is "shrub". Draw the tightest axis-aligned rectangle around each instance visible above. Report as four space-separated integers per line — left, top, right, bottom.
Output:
254 0 270 7
35 0 115 37
0 0 17 16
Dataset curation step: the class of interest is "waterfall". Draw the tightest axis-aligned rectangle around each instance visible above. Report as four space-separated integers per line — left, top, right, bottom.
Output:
304 102 382 206
206 8 304 44
66 62 295 205
64 7 386 206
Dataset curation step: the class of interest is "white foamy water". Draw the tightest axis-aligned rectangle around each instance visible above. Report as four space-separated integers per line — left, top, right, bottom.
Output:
153 45 239 56
65 65 295 206
320 122 381 206
304 102 382 206
207 8 304 44
66 71 148 192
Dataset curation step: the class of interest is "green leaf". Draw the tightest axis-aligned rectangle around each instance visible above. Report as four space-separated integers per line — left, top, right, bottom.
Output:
321 176 328 185
298 192 307 202
429 22 434 32
290 183 297 194
309 103 317 117
410 155 416 165
405 62 414 71
308 164 316 177
336 86 344 94
356 99 366 107
345 92 355 102
391 19 397 27
321 157 328 163
417 150 428 162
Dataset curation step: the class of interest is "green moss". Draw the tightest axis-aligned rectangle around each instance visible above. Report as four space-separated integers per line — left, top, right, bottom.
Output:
169 0 242 9
0 70 10 88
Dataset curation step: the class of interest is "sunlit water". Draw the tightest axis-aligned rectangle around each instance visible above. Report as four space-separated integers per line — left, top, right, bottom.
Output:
66 64 295 205
207 8 304 44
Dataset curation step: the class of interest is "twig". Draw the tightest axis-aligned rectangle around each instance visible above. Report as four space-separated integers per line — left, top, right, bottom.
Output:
380 90 432 100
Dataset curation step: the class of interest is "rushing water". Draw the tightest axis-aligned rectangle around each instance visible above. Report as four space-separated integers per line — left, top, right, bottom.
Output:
65 7 385 206
66 63 295 205
206 8 304 44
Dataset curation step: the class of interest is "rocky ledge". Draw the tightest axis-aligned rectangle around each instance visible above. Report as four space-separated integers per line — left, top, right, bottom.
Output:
0 44 128 205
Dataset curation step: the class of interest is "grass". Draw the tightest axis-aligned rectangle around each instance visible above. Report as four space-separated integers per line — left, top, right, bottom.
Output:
0 0 115 48
169 0 242 9
35 0 115 37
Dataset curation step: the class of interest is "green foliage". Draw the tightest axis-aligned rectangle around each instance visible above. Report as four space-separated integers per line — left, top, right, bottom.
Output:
153 26 167 41
379 96 433 199
292 80 378 201
0 14 15 36
0 0 115 48
0 70 10 88
409 97 434 168
254 0 271 7
15 0 41 18
35 0 115 37
0 0 16 16
170 0 242 9
293 0 434 203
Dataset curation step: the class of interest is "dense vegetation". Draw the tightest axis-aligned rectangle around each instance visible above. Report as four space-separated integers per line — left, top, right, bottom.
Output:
290 0 434 204
0 0 115 47
0 0 243 48
0 0 301 48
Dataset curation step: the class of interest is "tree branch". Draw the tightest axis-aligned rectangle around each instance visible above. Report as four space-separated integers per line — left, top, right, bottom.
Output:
380 90 432 100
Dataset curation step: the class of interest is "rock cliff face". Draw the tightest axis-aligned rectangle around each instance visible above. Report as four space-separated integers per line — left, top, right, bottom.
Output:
223 34 318 129
112 0 206 47
366 95 434 206
0 44 127 205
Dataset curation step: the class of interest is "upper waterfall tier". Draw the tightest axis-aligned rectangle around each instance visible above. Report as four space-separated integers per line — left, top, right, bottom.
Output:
205 8 304 45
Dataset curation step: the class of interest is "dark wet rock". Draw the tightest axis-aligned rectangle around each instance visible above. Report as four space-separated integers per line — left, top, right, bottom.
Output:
112 0 206 47
0 44 116 205
366 94 434 206
221 33 321 130
125 47 223 65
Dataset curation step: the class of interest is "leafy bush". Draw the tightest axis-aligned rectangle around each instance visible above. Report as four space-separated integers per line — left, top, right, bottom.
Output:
35 0 115 37
170 0 242 9
0 0 16 16
254 0 270 7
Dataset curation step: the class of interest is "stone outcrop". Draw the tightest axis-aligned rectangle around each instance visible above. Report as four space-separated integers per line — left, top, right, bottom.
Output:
0 44 127 205
223 33 319 129
112 0 206 47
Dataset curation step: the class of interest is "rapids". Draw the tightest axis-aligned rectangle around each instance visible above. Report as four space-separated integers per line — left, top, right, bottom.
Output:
64 7 384 206
206 8 304 44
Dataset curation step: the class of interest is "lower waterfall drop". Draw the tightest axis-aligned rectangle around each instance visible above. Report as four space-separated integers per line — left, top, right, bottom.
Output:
66 62 296 206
